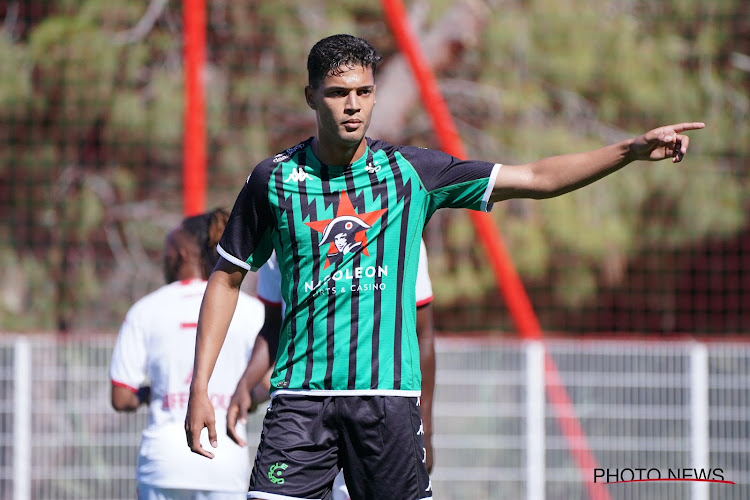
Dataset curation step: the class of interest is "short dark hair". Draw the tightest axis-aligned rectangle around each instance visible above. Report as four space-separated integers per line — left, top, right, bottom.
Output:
307 34 382 89
181 207 230 276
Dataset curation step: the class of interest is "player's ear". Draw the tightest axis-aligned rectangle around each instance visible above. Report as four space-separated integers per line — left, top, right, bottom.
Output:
304 86 316 110
177 246 189 267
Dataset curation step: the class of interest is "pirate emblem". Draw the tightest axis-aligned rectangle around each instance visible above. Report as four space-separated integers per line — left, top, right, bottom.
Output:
305 190 387 268
319 216 370 257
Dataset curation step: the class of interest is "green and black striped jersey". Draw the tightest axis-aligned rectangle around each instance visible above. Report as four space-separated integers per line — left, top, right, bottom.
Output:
219 137 500 396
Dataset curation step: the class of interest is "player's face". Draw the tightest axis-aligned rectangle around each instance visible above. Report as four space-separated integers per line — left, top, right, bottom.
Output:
306 65 376 152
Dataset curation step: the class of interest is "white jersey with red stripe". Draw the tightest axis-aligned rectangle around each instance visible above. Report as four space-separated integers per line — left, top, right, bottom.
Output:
110 279 264 492
257 238 433 310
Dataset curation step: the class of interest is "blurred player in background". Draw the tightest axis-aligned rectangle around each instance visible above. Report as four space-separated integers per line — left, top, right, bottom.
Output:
185 33 703 499
110 208 265 500
225 239 436 499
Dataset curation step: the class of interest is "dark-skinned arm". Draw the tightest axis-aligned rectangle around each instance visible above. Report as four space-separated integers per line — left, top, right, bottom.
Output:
226 302 281 446
184 257 246 458
491 122 705 202
111 385 150 412
416 302 436 473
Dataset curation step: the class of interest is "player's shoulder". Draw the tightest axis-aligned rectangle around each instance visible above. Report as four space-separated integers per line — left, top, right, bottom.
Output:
270 137 314 164
245 138 315 184
367 137 419 155
131 282 171 305
367 137 445 164
125 282 179 318
367 137 398 154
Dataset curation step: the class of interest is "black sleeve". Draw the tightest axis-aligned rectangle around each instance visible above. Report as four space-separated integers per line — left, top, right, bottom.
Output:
217 161 276 271
395 145 499 212
397 145 497 193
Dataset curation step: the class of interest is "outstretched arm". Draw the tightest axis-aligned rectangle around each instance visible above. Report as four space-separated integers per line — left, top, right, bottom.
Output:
490 122 705 202
185 257 246 458
226 303 281 446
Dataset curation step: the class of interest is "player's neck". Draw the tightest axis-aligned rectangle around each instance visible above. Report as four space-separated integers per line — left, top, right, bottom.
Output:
175 265 204 282
311 136 367 167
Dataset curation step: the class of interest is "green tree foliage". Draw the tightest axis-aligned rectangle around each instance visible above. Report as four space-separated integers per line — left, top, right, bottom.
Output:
0 0 746 332
429 0 748 328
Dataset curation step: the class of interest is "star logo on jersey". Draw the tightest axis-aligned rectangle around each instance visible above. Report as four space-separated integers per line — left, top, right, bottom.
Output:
305 190 387 269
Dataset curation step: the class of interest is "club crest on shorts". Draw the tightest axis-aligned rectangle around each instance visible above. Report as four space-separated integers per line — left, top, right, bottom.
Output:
268 462 288 484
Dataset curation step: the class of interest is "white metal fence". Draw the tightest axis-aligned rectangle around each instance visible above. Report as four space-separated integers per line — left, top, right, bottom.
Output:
1 335 748 500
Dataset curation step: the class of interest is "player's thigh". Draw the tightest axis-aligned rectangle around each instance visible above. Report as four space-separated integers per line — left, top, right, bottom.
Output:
248 395 340 499
339 396 431 500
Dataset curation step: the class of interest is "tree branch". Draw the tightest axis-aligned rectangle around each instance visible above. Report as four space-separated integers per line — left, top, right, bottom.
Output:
368 0 490 141
114 0 168 45
1 2 19 41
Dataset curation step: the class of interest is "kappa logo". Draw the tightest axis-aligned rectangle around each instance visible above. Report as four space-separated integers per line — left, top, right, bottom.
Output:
284 167 313 183
365 162 381 174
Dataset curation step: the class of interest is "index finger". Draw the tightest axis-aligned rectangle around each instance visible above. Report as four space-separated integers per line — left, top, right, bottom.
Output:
668 122 705 133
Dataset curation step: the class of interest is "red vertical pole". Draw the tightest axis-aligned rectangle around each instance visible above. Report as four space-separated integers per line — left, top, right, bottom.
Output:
183 0 206 216
380 0 540 337
380 1 613 499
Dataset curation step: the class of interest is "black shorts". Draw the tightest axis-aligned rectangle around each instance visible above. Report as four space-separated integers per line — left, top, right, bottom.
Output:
248 394 432 500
